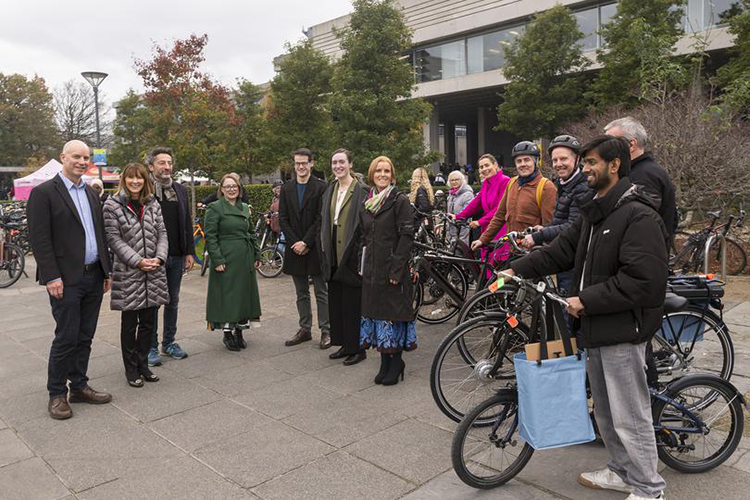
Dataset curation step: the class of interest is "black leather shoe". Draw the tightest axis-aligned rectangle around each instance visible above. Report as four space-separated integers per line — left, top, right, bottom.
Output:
343 351 367 366
234 329 247 349
223 331 240 351
329 347 347 360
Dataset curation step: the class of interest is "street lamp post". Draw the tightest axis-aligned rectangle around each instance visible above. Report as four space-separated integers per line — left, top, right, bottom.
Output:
81 71 108 182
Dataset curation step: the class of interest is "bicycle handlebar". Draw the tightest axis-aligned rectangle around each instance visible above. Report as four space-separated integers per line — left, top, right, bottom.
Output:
495 270 570 308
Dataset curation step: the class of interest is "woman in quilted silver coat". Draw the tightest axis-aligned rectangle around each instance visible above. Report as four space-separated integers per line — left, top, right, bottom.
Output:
104 163 169 387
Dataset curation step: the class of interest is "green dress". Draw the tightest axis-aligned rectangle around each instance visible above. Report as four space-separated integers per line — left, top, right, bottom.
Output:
205 198 262 329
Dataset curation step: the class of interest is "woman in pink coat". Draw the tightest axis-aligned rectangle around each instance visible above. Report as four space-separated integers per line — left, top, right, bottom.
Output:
454 153 510 267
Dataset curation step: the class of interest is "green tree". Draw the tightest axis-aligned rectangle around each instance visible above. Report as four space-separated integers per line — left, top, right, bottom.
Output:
715 0 750 116
495 4 589 139
589 0 686 107
225 79 268 180
330 0 433 176
265 40 335 174
109 90 151 166
0 73 59 165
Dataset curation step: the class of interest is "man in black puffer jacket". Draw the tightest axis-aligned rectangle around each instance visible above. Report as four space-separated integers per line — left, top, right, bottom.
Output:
521 134 592 296
504 135 668 500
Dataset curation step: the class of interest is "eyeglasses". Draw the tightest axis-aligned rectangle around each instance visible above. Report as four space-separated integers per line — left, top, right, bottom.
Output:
223 185 239 191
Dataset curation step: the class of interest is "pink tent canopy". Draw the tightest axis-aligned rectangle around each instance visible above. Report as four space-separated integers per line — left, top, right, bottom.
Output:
13 160 62 200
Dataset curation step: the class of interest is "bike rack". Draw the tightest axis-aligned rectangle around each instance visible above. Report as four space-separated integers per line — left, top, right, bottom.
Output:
704 234 726 279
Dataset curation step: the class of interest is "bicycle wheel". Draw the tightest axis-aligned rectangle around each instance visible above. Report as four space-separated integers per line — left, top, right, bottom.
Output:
653 307 733 383
0 243 24 288
257 246 284 278
200 249 210 276
452 393 534 489
707 237 747 276
653 374 744 473
431 315 529 424
456 284 519 325
417 261 469 324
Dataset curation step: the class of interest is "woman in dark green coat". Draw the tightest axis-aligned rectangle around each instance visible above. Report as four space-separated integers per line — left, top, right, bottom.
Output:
205 173 262 351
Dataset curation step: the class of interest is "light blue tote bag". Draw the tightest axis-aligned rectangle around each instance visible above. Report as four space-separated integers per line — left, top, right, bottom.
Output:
513 306 595 450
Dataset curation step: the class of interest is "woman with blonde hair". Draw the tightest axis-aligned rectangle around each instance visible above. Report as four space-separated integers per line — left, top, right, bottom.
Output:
409 167 434 233
359 156 417 386
104 163 169 387
446 171 474 245
205 173 262 351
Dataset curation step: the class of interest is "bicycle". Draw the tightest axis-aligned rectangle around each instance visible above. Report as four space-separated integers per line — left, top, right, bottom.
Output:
192 213 211 276
671 210 747 276
253 211 284 279
0 218 25 288
430 271 735 424
450 275 746 490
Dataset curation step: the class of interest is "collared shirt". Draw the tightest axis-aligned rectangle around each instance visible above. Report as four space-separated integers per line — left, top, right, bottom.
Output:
58 172 99 264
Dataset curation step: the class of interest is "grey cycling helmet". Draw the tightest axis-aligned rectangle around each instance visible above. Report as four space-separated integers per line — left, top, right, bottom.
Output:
511 141 541 159
548 134 581 155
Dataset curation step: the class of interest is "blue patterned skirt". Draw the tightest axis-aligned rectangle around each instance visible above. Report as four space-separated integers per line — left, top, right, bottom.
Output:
359 318 417 353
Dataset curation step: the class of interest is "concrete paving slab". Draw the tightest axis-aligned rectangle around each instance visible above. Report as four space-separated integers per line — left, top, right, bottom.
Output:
252 450 412 500
76 455 252 500
0 457 71 500
0 428 34 467
264 344 344 376
297 360 380 395
233 376 343 420
0 353 47 379
0 336 31 360
0 390 52 428
193 419 335 488
149 399 274 452
192 359 294 398
356 376 435 418
0 367 48 402
159 348 249 379
345 418 454 484
402 470 558 500
282 394 408 448
95 370 222 423
15 405 182 492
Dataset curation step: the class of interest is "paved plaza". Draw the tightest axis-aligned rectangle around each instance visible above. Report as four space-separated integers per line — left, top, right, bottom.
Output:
1 259 749 500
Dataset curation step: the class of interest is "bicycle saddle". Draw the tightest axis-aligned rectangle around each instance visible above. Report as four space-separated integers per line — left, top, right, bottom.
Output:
663 292 688 314
708 210 722 220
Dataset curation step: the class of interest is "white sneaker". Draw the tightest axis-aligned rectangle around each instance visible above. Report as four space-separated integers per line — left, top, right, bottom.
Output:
578 468 632 493
625 493 664 500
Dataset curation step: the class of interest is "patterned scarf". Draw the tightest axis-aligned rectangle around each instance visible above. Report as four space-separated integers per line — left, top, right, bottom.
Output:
365 185 394 213
150 174 177 202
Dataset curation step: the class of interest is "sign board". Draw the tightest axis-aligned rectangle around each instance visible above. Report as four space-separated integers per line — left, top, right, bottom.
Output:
93 149 107 165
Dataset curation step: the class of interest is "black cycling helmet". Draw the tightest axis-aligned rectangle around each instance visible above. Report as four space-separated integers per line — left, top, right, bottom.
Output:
272 179 284 188
511 141 540 159
548 134 581 155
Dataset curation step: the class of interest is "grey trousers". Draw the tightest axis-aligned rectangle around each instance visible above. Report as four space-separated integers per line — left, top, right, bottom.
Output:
291 274 330 334
587 342 666 498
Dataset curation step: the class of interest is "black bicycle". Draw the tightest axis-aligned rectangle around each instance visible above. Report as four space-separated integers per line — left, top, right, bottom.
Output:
671 210 747 276
253 210 284 279
450 275 746 489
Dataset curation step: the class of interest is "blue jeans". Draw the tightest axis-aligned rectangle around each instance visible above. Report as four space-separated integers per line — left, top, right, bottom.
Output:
151 255 185 349
48 267 104 397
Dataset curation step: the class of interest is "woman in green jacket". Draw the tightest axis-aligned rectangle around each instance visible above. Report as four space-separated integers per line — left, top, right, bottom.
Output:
205 173 262 351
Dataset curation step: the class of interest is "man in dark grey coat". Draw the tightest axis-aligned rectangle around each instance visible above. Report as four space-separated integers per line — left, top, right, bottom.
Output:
605 116 677 243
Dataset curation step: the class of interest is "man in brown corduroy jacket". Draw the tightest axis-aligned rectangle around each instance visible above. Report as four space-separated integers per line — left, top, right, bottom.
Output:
472 141 557 250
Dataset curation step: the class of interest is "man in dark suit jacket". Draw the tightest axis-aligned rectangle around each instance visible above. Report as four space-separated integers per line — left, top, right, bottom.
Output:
279 148 331 348
27 140 113 420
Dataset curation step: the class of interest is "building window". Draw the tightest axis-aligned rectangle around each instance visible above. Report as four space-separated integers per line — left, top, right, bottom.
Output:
415 40 467 83
467 26 525 74
685 0 739 32
575 7 599 51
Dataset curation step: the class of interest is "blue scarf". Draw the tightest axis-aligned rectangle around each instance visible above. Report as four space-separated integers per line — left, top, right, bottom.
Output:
517 168 539 186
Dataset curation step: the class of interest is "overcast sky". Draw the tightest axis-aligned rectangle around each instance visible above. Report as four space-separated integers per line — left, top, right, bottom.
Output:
2 0 353 106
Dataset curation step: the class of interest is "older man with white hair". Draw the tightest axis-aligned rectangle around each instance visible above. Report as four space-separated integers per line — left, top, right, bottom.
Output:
605 117 677 242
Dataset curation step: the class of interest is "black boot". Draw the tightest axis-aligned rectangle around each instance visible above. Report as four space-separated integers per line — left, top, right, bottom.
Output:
382 352 405 386
223 330 239 351
374 353 391 384
234 328 247 349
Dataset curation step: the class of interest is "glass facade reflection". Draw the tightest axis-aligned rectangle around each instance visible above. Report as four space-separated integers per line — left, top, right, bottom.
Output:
412 1 738 84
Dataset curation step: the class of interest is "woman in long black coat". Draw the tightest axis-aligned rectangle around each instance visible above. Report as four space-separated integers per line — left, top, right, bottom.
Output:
320 149 368 365
359 156 417 386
